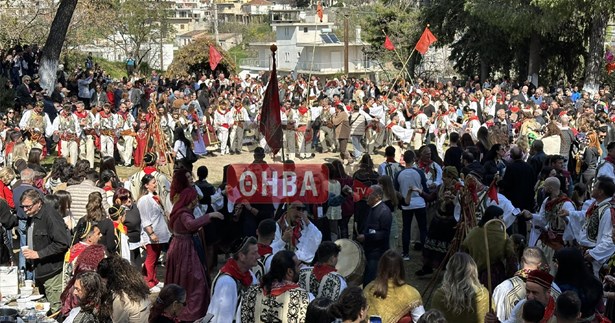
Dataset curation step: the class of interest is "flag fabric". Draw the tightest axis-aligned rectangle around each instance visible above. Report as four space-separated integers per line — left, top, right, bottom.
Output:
415 27 437 55
487 182 499 205
384 35 395 51
316 2 323 22
259 52 283 155
209 44 222 71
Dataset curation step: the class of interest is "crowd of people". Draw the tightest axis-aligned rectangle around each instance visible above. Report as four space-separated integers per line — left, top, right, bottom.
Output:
1 42 615 322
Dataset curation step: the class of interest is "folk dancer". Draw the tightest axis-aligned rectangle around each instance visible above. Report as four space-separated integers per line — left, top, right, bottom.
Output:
96 103 117 158
230 99 250 155
126 152 173 213
280 101 297 160
299 241 347 301
116 102 137 167
366 97 386 153
349 101 370 159
208 237 259 323
296 102 313 159
558 176 615 277
52 104 81 166
493 270 557 323
272 201 322 265
253 219 276 281
238 250 312 323
19 101 52 155
409 104 428 150
386 114 413 145
433 109 450 159
523 177 576 271
318 99 336 153
74 101 96 168
214 102 233 155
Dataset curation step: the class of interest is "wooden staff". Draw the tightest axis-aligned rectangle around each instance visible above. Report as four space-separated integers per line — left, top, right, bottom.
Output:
483 218 507 310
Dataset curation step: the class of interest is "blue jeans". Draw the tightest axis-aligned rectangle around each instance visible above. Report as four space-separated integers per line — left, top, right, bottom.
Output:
363 250 382 287
401 208 427 255
351 135 363 159
18 219 33 279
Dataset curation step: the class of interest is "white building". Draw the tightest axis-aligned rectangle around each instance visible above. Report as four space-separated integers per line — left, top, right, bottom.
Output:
240 13 380 76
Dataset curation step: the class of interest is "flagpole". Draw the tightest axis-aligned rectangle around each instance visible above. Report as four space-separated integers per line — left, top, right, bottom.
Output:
385 48 415 99
307 7 322 106
271 46 286 163
382 30 408 80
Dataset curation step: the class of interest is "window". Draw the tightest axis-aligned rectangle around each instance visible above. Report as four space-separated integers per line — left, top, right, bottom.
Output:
180 24 185 30
285 52 290 62
304 27 308 33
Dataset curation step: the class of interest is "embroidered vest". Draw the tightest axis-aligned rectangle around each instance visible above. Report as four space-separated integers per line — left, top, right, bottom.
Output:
585 200 614 243
240 285 310 323
252 253 273 282
27 112 45 130
59 115 76 133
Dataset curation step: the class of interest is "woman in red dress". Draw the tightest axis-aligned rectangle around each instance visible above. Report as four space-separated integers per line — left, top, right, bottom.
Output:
133 114 148 167
164 187 224 321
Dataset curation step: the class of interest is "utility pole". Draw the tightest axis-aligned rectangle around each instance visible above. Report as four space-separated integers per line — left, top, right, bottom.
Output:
213 0 219 46
343 14 349 75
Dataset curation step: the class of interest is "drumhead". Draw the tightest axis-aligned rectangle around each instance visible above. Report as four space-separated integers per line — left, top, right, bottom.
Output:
334 239 363 278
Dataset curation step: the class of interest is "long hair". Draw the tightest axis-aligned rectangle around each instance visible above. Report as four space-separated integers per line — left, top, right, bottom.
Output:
148 284 185 323
378 175 398 209
97 255 150 303
48 157 68 180
75 271 112 320
587 131 603 156
440 252 484 315
477 127 492 151
173 127 191 147
85 191 105 222
27 147 43 165
331 159 349 179
55 190 72 218
139 174 155 199
99 156 117 180
262 250 296 294
369 250 405 299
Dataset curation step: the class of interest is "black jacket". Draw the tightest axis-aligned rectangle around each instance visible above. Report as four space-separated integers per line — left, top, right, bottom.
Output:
500 160 536 211
124 205 142 244
29 203 70 280
363 202 392 252
0 199 17 264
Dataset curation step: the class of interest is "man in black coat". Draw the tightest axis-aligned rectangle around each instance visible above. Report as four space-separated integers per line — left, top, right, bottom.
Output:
528 139 547 176
0 198 17 265
499 146 536 235
358 185 392 286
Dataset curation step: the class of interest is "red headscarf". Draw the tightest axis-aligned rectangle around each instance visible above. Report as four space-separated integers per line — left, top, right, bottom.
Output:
170 187 198 228
170 168 191 202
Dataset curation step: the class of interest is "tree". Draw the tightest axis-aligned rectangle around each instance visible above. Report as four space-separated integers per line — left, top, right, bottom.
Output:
166 39 236 77
39 0 79 94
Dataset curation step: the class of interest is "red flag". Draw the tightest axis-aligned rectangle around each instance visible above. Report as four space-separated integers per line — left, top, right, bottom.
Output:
415 27 437 55
259 50 283 155
316 2 323 22
209 44 222 71
384 35 395 51
487 182 499 205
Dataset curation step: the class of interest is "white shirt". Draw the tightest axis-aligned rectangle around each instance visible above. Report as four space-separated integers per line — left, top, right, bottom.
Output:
597 160 615 182
19 110 53 136
397 167 426 210
207 271 258 323
492 279 561 322
174 141 187 160
137 192 171 244
567 198 615 265
271 219 322 263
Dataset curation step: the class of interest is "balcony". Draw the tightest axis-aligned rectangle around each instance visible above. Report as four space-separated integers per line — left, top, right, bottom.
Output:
295 60 376 73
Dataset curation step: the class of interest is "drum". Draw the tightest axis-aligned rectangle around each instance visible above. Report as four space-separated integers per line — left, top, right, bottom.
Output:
334 239 366 287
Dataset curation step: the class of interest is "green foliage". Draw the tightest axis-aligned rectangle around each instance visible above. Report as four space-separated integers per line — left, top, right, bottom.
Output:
220 22 275 43
0 77 15 111
63 52 127 80
166 39 236 77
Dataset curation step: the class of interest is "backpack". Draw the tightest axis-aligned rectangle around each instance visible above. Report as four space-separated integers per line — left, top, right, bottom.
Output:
178 144 198 163
383 162 403 188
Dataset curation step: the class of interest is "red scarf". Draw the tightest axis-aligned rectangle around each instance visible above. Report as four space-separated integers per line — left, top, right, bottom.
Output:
545 195 571 212
117 110 129 120
257 243 272 257
386 122 395 129
292 224 302 246
468 115 479 121
586 201 598 219
312 263 336 281
220 258 253 287
418 161 431 175
74 110 88 119
143 166 157 175
541 297 556 323
113 221 127 234
99 110 111 119
606 156 615 165
266 281 300 297
298 106 308 115
152 194 162 206
103 183 113 192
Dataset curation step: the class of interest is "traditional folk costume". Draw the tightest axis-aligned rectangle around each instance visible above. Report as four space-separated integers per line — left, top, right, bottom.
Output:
252 243 274 281
96 109 117 157
19 106 53 154
566 198 615 277
298 263 347 301
208 258 258 323
492 269 562 322
597 156 615 182
366 103 386 153
188 111 207 156
230 104 250 154
296 106 312 159
364 280 425 323
318 105 336 153
528 194 577 273
271 214 322 264
238 281 312 323
125 155 172 213
386 120 414 144
281 107 297 160
116 109 136 166
505 270 557 323
214 106 233 155
464 115 481 141
109 206 130 262
52 109 81 166
409 110 428 150
433 112 450 159
74 109 96 168
133 119 148 167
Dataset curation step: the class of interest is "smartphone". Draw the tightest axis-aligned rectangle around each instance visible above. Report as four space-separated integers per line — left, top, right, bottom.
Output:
369 316 382 323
